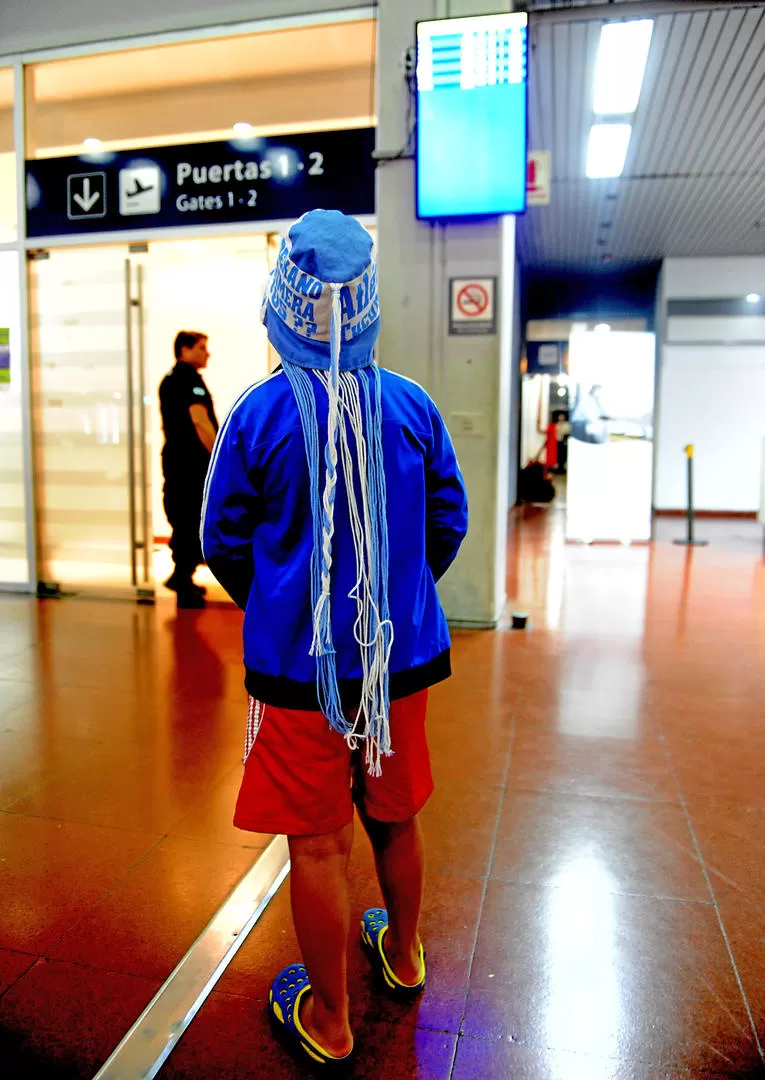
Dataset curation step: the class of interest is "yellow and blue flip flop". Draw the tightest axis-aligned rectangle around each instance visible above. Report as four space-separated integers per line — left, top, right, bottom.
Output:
360 908 426 998
268 964 354 1073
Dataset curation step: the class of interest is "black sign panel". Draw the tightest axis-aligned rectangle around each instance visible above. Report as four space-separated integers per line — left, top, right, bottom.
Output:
26 128 376 238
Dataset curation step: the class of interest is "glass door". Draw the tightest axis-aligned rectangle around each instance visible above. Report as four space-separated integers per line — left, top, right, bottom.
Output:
29 245 154 601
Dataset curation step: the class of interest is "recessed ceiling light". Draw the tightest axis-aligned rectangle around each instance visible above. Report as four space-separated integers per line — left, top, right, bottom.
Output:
746 293 761 304
586 123 632 179
233 122 253 137
82 137 103 151
593 20 654 116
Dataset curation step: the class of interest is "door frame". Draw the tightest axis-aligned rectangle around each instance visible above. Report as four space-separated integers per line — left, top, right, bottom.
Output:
27 245 157 601
22 215 376 600
0 4 376 594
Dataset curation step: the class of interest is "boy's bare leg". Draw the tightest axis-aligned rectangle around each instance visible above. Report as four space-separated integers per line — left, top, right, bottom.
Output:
358 811 425 984
288 821 355 1057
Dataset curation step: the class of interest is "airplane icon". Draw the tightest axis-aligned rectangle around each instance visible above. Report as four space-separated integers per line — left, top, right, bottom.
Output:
119 166 161 216
125 177 153 198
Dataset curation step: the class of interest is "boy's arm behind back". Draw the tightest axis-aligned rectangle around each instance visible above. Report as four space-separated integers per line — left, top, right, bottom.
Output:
424 401 469 582
201 410 259 611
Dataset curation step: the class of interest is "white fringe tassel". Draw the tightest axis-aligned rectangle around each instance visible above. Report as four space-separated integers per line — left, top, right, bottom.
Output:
319 368 394 777
243 697 265 764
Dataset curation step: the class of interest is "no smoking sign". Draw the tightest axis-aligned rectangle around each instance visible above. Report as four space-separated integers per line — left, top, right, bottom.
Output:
449 277 497 336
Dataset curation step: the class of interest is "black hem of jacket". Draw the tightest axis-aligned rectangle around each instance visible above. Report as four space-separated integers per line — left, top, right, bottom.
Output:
243 649 452 710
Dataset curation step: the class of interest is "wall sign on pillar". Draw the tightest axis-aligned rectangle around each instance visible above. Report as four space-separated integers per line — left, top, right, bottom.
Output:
526 151 551 206
26 128 375 238
449 277 497 336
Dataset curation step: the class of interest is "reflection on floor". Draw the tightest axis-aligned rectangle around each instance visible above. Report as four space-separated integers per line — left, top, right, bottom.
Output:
154 543 231 603
1 508 765 1077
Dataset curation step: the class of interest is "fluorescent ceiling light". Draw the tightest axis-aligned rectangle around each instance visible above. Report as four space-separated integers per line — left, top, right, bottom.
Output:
82 137 103 150
746 293 761 303
233 121 253 137
593 20 654 115
586 123 632 179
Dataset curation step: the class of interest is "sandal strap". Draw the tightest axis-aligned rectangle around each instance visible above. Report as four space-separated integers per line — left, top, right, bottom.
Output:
269 964 354 1066
361 908 426 994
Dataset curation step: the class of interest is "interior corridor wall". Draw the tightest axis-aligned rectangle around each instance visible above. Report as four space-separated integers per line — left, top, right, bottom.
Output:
656 257 765 513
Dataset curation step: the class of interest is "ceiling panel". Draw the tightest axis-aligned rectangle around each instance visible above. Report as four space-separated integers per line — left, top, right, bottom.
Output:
518 3 765 269
31 20 375 102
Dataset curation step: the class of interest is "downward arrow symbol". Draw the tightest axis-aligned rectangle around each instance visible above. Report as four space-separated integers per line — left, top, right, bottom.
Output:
73 178 100 212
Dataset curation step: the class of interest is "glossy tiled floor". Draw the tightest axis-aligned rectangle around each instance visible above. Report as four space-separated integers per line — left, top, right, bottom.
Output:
1 508 765 1078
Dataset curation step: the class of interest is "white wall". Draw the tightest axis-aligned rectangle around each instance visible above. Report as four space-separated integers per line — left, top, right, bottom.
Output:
0 1 361 54
663 257 765 299
656 345 765 513
656 256 765 513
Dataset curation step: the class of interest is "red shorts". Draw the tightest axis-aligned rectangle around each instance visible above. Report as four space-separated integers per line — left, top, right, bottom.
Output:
233 690 433 836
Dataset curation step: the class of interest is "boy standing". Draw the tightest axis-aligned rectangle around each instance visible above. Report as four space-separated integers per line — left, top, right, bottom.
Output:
202 210 467 1067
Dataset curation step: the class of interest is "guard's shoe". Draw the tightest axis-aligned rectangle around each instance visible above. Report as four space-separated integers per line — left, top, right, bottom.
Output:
176 589 206 610
164 573 205 596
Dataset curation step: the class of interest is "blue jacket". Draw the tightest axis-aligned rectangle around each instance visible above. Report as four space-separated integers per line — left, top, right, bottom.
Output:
201 366 468 709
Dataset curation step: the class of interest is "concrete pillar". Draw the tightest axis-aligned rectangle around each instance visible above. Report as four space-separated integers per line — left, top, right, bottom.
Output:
377 0 518 627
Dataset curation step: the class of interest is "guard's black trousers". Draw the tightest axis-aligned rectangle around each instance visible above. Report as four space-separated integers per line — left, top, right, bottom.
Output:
163 474 206 586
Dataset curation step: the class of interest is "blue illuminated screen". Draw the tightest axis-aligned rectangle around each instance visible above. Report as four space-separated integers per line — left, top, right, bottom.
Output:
416 13 528 219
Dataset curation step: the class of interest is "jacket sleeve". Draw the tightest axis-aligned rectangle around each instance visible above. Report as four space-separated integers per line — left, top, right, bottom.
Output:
200 411 259 611
425 401 469 582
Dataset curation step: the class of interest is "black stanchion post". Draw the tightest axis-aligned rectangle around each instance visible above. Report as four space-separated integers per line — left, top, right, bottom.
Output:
673 444 709 547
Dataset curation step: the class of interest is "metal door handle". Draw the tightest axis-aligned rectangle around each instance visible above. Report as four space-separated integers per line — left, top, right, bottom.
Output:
125 259 138 588
136 263 151 586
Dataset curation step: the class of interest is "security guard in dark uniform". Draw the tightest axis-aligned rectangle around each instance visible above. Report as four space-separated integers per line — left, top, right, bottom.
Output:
159 331 219 608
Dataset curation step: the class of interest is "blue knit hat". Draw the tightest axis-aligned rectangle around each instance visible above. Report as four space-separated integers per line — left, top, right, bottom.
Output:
262 209 379 372
262 210 392 776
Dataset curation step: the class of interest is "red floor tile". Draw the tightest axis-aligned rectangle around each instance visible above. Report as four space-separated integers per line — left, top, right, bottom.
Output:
162 989 458 1080
667 736 765 806
462 881 757 1072
419 780 503 879
0 678 37 722
716 892 765 1047
428 715 513 787
688 803 765 907
0 812 158 954
491 790 709 901
512 689 664 740
168 765 272 849
0 729 89 811
48 835 261 981
452 1037 701 1079
505 729 680 803
0 949 36 998
3 512 765 1077
6 737 239 833
0 958 161 1079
